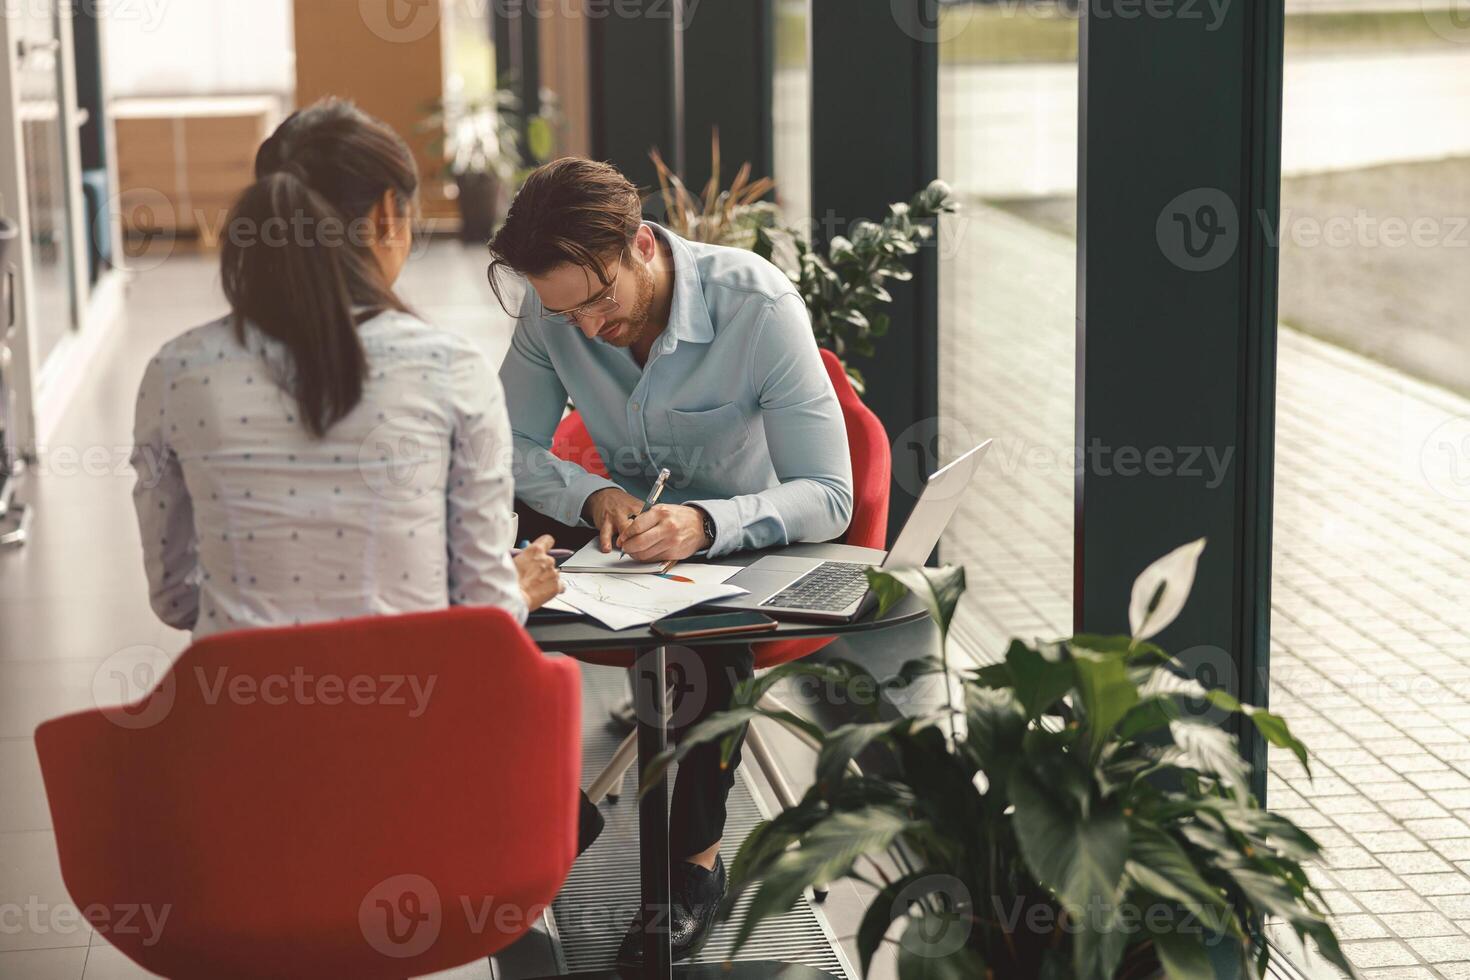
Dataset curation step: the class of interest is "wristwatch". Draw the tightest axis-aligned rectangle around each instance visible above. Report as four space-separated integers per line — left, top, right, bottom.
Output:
692 506 717 550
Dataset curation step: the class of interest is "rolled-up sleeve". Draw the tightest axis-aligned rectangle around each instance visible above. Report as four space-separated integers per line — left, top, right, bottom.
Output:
445 343 529 624
131 358 200 630
498 300 619 526
691 294 854 557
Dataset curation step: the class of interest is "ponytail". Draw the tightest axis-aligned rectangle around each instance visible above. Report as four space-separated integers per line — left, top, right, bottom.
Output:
219 99 419 438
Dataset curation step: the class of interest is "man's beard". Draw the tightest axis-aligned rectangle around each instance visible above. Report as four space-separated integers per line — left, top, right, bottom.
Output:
598 258 657 349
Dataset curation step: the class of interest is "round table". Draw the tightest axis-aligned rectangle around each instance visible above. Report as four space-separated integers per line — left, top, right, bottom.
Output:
525 542 930 979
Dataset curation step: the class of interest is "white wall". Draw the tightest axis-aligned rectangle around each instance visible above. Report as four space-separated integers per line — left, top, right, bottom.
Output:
103 0 295 99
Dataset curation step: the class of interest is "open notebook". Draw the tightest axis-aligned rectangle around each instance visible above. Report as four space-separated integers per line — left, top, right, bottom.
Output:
559 538 672 574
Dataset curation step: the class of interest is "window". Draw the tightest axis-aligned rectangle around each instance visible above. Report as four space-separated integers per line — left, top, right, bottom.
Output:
937 0 1078 655
771 0 810 225
17 0 78 366
103 0 294 99
1268 9 1470 974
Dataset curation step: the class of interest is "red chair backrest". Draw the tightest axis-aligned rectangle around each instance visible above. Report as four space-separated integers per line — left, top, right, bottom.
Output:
552 410 609 478
818 348 890 550
35 607 580 980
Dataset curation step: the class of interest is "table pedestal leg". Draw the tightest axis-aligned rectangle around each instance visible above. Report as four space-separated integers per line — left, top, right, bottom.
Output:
635 643 672 979
530 644 841 980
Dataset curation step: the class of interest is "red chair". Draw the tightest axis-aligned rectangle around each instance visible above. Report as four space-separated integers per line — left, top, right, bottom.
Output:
553 349 891 815
35 607 581 980
551 410 609 480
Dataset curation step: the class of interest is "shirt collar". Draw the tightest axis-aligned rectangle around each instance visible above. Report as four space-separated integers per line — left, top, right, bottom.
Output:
647 222 715 346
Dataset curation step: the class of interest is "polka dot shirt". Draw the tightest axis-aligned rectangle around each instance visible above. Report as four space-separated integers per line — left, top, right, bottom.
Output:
130 312 527 637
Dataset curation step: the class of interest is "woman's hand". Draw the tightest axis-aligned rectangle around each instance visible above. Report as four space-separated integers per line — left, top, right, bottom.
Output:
515 535 564 612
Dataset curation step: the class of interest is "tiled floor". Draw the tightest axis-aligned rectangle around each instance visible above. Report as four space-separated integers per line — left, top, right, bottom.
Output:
1268 330 1470 978
937 201 1470 977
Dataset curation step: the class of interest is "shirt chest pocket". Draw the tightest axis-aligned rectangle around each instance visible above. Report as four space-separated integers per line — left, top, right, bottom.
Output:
666 403 751 475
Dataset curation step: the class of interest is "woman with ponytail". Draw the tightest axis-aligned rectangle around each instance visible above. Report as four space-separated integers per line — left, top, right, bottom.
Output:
130 98 562 637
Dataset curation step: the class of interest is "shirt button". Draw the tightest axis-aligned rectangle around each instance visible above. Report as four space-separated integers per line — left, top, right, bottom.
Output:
631 402 640 411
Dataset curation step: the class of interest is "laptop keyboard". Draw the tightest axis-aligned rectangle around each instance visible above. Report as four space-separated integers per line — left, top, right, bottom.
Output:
762 561 871 612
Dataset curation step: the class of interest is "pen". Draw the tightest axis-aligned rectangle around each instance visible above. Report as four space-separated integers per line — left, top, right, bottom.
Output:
512 547 574 559
621 467 671 558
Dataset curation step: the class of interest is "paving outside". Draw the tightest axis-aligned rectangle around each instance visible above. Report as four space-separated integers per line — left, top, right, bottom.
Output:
989 155 1470 400
937 199 1470 977
936 203 1075 656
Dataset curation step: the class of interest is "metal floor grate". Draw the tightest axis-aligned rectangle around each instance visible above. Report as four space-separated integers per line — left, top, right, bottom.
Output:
548 665 852 978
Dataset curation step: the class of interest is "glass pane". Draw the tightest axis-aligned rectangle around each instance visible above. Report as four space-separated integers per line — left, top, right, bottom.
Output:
938 1 1078 655
445 0 495 99
1269 8 1470 975
771 0 810 224
17 0 77 366
102 0 294 99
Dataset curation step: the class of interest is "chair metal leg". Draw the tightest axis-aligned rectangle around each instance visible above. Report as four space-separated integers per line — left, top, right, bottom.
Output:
744 719 799 811
751 690 860 904
607 759 628 804
745 719 830 903
586 729 637 804
757 691 862 777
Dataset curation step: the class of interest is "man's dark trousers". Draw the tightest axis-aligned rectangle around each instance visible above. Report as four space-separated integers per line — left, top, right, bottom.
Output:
517 503 754 859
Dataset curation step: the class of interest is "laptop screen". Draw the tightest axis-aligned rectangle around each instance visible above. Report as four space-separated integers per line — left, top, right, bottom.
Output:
881 441 992 570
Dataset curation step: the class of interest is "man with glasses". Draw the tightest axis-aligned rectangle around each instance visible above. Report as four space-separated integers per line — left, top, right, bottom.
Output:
489 157 853 965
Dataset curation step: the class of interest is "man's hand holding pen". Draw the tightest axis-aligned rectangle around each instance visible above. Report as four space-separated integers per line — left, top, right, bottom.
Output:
583 468 713 562
617 504 712 562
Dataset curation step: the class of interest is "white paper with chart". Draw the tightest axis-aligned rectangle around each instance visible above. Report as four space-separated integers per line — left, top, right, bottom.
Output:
552 564 747 630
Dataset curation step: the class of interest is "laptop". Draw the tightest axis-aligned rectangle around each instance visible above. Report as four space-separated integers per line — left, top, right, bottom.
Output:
709 440 991 623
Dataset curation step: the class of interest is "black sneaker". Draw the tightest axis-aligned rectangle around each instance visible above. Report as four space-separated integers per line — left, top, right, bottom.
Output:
615 855 727 967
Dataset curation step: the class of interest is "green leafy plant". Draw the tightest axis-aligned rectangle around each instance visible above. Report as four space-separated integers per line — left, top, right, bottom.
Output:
422 83 556 185
755 181 957 394
649 131 783 249
647 540 1355 979
639 142 955 395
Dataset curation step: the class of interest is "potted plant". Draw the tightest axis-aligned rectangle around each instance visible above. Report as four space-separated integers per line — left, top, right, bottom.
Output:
648 131 783 250
648 540 1356 979
423 83 556 243
755 181 956 395
644 138 955 395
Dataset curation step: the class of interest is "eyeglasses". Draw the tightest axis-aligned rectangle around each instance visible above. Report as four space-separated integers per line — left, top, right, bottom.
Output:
543 249 627 326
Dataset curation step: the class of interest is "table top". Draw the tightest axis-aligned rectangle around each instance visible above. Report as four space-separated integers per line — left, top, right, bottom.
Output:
524 542 931 651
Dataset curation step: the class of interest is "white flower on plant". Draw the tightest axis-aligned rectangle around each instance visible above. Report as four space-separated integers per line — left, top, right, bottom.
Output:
1128 537 1207 641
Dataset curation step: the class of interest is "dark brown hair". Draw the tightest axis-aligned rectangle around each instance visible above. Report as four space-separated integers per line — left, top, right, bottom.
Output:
220 98 418 437
486 157 642 314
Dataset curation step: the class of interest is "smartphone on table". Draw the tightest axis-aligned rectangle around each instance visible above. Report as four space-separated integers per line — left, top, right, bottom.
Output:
651 611 779 640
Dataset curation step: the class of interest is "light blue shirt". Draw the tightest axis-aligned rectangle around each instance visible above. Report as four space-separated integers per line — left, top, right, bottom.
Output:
498 224 853 558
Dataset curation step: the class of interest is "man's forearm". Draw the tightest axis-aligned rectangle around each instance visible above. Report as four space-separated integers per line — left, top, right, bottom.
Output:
689 476 854 558
511 437 621 527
